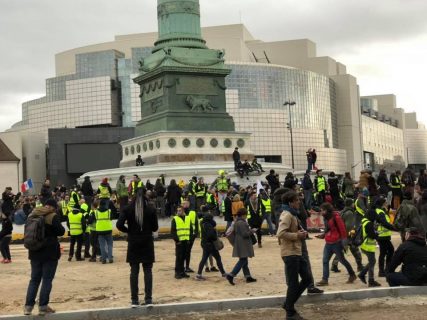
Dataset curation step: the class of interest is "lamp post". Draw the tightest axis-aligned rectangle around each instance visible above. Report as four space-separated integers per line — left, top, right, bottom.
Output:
284 100 296 170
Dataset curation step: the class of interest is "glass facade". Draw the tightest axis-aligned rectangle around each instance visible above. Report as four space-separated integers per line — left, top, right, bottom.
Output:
362 115 405 169
16 50 124 140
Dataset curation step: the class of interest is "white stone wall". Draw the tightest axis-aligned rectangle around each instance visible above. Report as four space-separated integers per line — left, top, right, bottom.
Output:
0 162 19 193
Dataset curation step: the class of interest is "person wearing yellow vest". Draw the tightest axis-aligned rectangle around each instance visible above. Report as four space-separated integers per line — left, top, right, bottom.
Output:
390 171 403 209
171 205 193 279
67 206 86 262
91 199 114 264
374 197 396 277
79 199 92 259
97 177 112 200
129 175 144 198
212 170 230 207
358 209 381 287
68 188 80 213
60 195 70 220
354 188 369 228
260 190 275 235
205 189 218 214
194 177 207 213
314 170 328 205
183 200 199 273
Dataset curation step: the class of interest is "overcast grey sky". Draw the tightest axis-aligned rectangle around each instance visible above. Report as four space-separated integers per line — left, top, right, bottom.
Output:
1 0 427 131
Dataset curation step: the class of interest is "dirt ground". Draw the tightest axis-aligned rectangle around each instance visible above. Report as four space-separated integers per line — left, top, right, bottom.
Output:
134 296 427 320
0 234 403 316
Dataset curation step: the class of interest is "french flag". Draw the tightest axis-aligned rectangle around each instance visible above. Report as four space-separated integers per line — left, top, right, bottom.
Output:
21 178 34 193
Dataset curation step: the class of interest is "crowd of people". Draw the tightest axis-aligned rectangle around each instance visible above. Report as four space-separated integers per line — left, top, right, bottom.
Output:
1 166 427 319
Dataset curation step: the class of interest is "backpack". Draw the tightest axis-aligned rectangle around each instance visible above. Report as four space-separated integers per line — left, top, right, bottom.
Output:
24 214 46 251
351 224 364 247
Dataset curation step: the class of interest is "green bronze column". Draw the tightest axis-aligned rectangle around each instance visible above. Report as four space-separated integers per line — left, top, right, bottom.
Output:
154 0 207 52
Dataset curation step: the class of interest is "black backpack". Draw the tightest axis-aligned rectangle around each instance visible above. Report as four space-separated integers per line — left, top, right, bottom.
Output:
24 214 46 251
351 224 365 247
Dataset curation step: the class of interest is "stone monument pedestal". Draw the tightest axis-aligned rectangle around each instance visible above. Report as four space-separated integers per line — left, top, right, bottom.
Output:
120 131 253 167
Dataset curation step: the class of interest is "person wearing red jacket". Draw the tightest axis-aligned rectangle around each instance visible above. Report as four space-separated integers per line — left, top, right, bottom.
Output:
315 202 357 286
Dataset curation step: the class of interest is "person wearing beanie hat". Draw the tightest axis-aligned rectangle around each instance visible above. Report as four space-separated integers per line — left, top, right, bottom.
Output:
387 227 427 287
97 178 112 200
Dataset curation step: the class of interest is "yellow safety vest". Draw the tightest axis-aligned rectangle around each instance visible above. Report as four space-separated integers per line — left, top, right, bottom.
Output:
360 218 376 253
61 200 69 217
317 176 326 192
80 203 89 233
98 185 110 199
206 193 217 206
95 209 112 232
391 176 402 189
187 210 197 236
217 177 228 192
131 181 144 196
261 199 272 213
196 185 206 198
68 212 83 236
88 210 97 233
174 216 190 241
68 191 80 211
376 208 392 237
355 199 365 216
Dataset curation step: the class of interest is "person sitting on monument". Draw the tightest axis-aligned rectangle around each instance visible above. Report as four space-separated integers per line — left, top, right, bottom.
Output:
136 155 144 167
251 159 265 173
242 160 253 176
236 161 245 178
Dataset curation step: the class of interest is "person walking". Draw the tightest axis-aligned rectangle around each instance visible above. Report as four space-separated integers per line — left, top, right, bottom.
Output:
116 188 159 307
277 191 312 320
222 191 233 232
316 203 357 286
183 200 198 273
0 211 13 263
260 189 275 235
24 199 65 316
226 207 257 285
171 205 192 279
358 208 381 287
374 197 396 277
331 199 364 273
246 191 265 247
195 210 227 280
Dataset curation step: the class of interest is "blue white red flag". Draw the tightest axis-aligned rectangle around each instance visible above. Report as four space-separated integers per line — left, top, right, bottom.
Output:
21 178 34 193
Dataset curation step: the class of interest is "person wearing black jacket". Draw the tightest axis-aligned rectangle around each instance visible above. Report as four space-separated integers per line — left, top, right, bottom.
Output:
165 179 182 217
266 170 280 194
1 187 14 215
232 147 240 170
0 211 13 263
387 228 427 287
302 170 313 210
195 211 226 280
24 199 65 316
116 188 159 307
377 169 390 196
81 176 94 206
39 180 52 205
246 192 265 248
223 191 233 231
374 198 396 277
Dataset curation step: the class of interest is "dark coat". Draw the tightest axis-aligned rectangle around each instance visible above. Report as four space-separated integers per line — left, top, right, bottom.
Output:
246 199 265 228
266 173 280 193
81 178 94 197
28 207 65 261
200 214 218 251
0 215 13 240
232 218 254 258
116 201 159 264
389 238 427 284
1 192 14 214
166 185 182 204
232 150 240 162
377 173 390 195
223 196 233 222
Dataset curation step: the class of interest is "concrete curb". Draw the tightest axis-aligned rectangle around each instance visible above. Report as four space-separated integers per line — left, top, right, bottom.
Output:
1 286 427 320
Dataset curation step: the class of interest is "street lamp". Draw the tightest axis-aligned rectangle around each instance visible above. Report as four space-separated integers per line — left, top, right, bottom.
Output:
284 100 296 170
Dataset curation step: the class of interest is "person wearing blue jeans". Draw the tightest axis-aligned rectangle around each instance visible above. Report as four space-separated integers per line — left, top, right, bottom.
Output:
320 241 356 283
25 260 58 309
98 234 114 264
